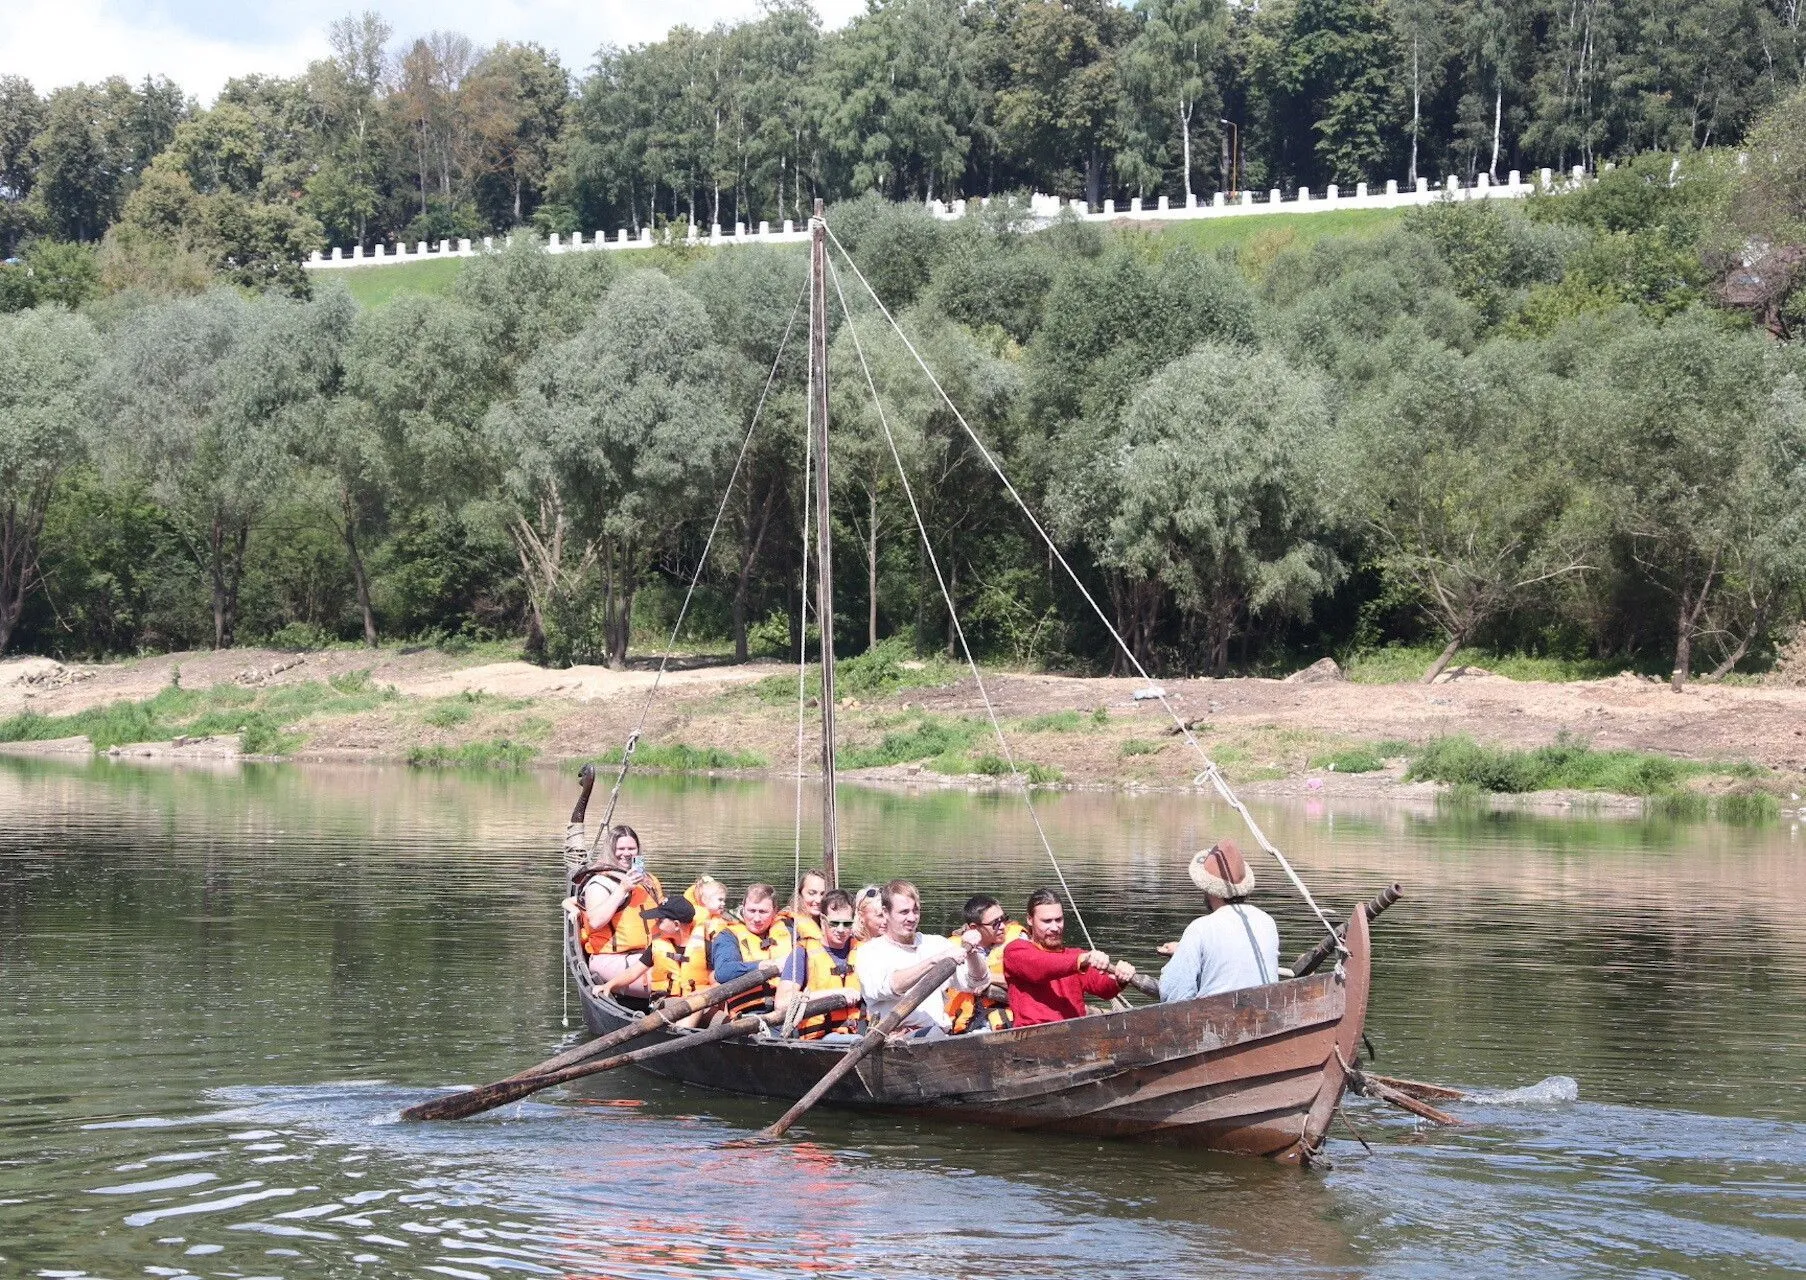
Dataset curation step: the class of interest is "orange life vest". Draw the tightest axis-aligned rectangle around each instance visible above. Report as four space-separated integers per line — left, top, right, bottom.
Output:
574 868 665 955
774 909 823 953
793 940 862 1039
944 920 1026 1033
684 885 727 942
650 928 711 999
719 922 783 1015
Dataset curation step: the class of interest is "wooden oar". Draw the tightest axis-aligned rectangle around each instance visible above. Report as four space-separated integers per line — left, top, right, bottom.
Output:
1335 1048 1462 1127
406 991 856 1123
1293 883 1403 978
757 957 957 1141
1365 1072 1467 1103
402 962 779 1122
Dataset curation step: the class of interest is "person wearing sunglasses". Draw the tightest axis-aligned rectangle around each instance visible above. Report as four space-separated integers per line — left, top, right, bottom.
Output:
944 895 1026 1033
851 884 887 945
774 888 864 1039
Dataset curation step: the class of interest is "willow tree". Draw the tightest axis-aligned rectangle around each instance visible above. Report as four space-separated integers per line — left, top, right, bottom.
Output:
487 269 735 668
95 289 342 649
1095 343 1340 674
0 308 98 655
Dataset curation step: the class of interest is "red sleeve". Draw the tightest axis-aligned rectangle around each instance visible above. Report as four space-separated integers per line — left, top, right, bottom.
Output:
1080 968 1124 999
1003 939 1082 983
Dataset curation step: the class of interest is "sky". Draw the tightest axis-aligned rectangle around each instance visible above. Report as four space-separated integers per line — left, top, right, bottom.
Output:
0 0 868 100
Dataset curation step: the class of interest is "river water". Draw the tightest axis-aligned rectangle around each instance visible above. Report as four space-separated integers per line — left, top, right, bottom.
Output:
2 758 1802 1279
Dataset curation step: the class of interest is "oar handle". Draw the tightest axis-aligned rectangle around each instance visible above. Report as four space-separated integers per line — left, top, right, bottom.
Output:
1125 972 1160 999
759 957 958 1141
1292 883 1402 978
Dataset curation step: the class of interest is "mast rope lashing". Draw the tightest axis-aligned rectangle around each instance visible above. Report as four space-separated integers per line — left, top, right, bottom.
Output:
822 219 1339 948
824 251 1097 954
592 277 810 846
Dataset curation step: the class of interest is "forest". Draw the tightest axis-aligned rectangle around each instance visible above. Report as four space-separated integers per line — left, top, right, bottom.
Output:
2 0 1806 282
0 10 1804 687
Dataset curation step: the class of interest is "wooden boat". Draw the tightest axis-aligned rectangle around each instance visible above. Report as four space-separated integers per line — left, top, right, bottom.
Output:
566 904 1371 1165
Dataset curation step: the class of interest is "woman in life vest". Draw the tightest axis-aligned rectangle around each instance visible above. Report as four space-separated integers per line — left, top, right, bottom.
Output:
601 895 698 1004
775 888 864 1038
945 894 1027 1033
708 882 787 1018
563 824 665 996
774 868 828 953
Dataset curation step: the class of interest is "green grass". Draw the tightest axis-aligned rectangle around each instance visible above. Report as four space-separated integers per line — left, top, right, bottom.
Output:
1341 643 1651 684
601 742 767 770
0 679 399 755
1121 737 1160 756
422 699 473 728
1019 710 1083 733
1309 745 1387 773
1715 791 1780 824
969 754 1063 784
406 738 539 769
1158 206 1406 261
1405 734 1758 795
840 715 986 769
753 637 958 707
336 257 468 306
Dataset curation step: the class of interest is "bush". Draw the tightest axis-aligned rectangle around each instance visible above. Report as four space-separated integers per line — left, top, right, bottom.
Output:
1310 746 1385 773
1121 738 1159 756
840 715 985 769
1406 734 1725 794
1020 710 1083 733
406 738 538 769
1715 791 1779 824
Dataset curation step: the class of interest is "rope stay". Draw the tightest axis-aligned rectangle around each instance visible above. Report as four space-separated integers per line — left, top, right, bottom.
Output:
822 222 1340 950
825 253 1097 954
593 277 810 844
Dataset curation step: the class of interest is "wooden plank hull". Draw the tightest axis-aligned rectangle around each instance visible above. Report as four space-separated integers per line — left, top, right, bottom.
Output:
570 904 1373 1165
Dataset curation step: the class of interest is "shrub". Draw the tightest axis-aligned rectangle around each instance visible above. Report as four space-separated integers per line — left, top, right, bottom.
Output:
407 738 538 769
1310 746 1385 773
1121 738 1159 756
1716 791 1779 824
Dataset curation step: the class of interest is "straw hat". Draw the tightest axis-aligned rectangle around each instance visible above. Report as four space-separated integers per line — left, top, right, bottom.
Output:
1188 839 1256 901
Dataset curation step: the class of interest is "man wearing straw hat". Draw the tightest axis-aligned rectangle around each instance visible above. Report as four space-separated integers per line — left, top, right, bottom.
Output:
1158 839 1280 1002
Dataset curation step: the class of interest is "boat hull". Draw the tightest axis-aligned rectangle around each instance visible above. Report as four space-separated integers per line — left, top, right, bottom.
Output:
570 905 1372 1165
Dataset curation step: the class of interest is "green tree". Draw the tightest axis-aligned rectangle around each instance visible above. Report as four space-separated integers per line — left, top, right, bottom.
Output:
0 308 98 654
1341 339 1592 682
1099 344 1340 673
996 0 1136 206
0 76 45 256
1123 0 1227 206
93 290 344 648
485 269 736 667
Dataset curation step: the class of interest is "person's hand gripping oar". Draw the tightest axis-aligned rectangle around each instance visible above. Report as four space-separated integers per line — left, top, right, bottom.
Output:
402 963 782 1122
752 956 958 1142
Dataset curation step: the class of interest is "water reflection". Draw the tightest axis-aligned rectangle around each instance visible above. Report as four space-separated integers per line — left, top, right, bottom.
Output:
2 757 1804 1278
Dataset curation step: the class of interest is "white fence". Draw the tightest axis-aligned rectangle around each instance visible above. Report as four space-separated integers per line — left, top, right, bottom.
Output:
304 166 1582 271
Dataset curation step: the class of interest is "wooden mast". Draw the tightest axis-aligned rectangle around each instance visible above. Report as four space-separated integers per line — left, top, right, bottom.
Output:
810 197 839 887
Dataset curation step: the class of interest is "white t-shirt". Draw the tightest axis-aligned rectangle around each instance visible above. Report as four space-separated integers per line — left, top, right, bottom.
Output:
854 932 985 1030
1158 904 1280 1003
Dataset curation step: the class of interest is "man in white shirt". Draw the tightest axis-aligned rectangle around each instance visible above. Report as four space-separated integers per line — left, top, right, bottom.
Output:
853 879 990 1034
1158 840 1280 1003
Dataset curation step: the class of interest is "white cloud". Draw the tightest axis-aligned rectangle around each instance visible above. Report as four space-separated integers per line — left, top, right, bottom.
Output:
0 0 868 101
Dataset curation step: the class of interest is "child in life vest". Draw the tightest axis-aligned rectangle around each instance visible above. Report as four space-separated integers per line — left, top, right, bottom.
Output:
598 896 697 1004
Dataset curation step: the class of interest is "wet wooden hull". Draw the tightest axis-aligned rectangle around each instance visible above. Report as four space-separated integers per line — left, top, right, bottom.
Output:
569 906 1372 1165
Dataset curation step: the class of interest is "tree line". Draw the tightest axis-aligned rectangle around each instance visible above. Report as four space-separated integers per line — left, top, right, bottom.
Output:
4 0 1806 297
2 88 1805 686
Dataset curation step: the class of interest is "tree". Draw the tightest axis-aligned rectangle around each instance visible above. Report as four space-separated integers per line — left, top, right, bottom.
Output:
1098 344 1340 674
1386 0 1450 186
1575 310 1797 689
94 290 342 649
1342 340 1592 682
0 76 45 256
1123 0 1227 206
485 270 735 667
0 308 97 655
465 42 569 227
995 0 1136 206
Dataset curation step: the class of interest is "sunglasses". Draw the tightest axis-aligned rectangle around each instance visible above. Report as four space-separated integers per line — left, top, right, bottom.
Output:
824 918 856 928
979 915 1007 929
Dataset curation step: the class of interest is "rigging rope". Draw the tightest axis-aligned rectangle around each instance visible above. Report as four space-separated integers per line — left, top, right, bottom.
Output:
825 252 1097 953
822 222 1340 949
592 278 810 847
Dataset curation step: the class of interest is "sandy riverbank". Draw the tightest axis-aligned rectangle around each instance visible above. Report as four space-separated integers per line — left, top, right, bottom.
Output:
3 648 1804 809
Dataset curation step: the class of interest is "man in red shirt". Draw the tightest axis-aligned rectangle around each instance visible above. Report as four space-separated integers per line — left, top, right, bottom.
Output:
1001 888 1136 1027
